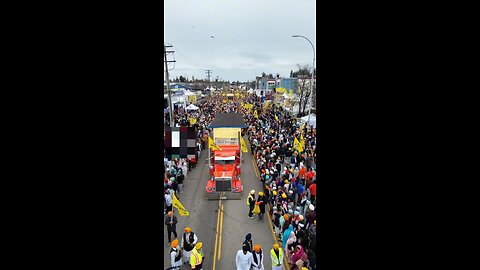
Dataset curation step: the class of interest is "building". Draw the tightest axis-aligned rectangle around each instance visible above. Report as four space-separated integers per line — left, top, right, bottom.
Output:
164 83 191 110
255 77 276 99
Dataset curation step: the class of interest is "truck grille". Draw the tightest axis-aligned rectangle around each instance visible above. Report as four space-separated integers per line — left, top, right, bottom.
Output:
215 180 232 192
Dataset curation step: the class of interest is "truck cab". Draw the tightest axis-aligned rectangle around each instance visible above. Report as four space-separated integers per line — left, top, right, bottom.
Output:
206 148 243 200
209 147 241 176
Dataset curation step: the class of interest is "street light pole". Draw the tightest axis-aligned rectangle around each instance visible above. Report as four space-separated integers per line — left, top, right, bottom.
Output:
292 35 315 129
164 45 174 127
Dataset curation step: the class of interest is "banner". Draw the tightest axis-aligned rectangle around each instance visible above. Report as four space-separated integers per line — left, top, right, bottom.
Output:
189 118 197 125
240 136 248 153
172 193 190 216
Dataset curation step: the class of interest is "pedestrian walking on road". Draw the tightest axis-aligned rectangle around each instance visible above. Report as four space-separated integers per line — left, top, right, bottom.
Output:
270 243 284 270
257 192 266 221
242 233 253 252
236 245 253 270
182 227 198 265
252 244 265 270
165 211 178 244
247 190 256 218
169 239 183 269
165 189 173 213
190 242 204 270
177 171 185 194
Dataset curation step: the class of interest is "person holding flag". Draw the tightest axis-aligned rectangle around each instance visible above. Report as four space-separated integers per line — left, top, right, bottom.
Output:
165 211 178 244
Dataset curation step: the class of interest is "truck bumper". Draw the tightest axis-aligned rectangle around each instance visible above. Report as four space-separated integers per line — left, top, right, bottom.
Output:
206 191 243 200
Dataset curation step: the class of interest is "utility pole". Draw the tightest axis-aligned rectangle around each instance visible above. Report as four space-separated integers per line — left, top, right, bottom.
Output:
206 69 212 95
164 44 176 127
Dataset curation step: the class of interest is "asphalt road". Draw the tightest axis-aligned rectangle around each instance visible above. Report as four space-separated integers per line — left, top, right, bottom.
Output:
164 136 284 270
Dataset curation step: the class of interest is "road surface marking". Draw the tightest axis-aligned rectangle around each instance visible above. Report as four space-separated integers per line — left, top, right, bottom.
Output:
212 198 222 270
252 158 259 178
218 203 224 260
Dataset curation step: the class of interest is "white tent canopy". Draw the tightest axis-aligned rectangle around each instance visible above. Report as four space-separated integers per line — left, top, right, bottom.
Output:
247 88 254 94
184 90 196 96
185 104 199 111
300 113 316 127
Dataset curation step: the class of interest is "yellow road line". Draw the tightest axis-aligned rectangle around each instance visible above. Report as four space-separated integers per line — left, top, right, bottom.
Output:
252 158 259 178
212 198 222 270
218 203 224 260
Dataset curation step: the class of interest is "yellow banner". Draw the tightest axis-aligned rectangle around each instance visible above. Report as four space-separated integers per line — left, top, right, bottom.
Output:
240 136 248 153
172 193 190 216
189 118 197 125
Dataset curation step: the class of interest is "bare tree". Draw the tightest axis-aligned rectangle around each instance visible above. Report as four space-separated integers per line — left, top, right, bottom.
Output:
293 64 313 117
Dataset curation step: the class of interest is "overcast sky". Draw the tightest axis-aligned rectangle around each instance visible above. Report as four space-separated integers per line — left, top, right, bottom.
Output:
164 0 316 82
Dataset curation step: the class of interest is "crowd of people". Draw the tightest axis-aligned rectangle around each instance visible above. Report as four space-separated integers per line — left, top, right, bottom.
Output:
240 94 317 270
165 208 205 269
164 92 317 270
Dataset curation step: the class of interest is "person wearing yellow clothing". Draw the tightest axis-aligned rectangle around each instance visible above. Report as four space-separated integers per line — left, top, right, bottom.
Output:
190 242 204 269
270 243 283 270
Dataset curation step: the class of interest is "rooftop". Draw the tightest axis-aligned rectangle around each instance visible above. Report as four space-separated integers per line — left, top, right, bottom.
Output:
209 113 247 128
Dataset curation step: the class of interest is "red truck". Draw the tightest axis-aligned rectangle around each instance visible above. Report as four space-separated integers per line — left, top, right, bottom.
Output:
206 145 243 200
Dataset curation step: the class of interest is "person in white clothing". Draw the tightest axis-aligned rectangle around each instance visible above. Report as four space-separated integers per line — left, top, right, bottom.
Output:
236 245 253 270
251 244 265 270
181 227 198 265
181 160 188 179
169 239 183 269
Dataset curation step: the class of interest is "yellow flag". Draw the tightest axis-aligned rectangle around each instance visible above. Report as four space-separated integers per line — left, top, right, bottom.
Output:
294 137 303 152
209 137 222 151
189 118 197 125
254 110 258 119
300 133 305 149
275 114 279 121
240 136 248 153
172 193 190 216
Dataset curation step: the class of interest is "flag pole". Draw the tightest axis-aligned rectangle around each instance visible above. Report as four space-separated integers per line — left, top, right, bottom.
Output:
238 131 242 162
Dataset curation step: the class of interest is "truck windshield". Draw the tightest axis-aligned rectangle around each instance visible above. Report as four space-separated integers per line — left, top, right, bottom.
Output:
215 160 235 165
